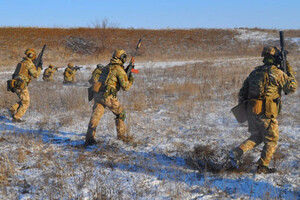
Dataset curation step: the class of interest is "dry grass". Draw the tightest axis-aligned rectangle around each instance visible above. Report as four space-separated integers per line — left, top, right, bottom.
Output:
1 27 300 68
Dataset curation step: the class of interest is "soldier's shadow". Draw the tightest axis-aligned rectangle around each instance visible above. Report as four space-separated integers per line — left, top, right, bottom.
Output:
0 115 297 199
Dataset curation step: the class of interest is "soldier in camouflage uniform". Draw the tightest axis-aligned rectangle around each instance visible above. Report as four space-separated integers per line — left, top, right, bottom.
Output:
229 46 298 173
88 64 104 84
43 64 58 81
9 48 42 122
63 63 76 84
85 50 134 145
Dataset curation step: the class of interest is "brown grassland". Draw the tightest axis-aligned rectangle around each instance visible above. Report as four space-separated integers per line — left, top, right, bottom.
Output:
1 27 300 69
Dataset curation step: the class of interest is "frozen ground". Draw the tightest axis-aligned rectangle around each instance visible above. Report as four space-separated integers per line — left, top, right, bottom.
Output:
0 55 299 199
236 29 300 50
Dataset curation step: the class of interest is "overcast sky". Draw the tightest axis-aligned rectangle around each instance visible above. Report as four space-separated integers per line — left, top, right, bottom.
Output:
0 0 299 29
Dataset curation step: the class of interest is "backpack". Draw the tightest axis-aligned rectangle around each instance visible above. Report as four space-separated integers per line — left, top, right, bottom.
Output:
92 65 111 92
247 65 271 100
88 65 111 101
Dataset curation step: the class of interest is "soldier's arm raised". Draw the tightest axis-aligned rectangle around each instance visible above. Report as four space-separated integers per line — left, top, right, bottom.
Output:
278 68 298 95
117 67 133 91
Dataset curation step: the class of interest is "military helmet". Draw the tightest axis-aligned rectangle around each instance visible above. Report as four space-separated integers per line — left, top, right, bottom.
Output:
113 49 127 63
49 64 54 68
261 46 281 57
68 63 74 68
25 48 37 59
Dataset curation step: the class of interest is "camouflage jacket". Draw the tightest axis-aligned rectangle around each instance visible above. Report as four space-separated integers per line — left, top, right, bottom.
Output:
12 57 41 86
63 66 76 82
103 58 133 96
239 64 298 103
43 67 57 80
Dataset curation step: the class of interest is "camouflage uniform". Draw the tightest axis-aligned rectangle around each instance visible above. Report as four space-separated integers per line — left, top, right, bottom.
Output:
63 63 76 84
234 51 297 168
10 50 41 120
85 51 133 145
43 65 57 81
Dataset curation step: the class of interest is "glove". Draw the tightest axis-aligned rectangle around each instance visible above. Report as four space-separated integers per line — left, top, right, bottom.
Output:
129 74 134 82
286 61 294 76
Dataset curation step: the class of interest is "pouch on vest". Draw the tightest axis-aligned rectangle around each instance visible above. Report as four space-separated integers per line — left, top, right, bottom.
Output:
247 99 263 115
7 79 16 93
265 97 278 118
92 81 102 92
7 79 25 92
15 79 25 90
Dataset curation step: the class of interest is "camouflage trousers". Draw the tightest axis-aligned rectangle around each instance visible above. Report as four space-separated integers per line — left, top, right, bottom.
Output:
10 87 30 120
239 114 279 166
86 93 126 142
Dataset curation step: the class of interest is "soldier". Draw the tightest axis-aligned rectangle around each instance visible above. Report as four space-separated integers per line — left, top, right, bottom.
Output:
229 46 298 173
63 63 76 84
88 64 104 84
43 64 58 81
9 48 42 122
85 50 134 145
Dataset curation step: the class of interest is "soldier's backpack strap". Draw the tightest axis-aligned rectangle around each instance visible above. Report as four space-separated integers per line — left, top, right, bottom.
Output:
12 63 22 79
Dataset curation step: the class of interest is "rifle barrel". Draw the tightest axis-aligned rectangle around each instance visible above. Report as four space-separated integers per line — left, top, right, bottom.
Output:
280 31 284 49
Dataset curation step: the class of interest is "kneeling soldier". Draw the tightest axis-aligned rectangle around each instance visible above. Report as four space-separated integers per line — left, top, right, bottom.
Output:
43 64 58 81
63 63 76 84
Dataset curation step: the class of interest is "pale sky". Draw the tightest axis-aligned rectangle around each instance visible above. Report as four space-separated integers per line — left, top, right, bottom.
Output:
0 0 299 29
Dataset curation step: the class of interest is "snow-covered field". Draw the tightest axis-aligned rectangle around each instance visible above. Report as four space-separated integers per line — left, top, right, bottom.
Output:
0 54 299 199
1 28 300 199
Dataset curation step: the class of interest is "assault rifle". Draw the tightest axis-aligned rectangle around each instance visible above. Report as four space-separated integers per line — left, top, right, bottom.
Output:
74 66 83 71
126 38 142 78
34 44 46 70
279 31 288 74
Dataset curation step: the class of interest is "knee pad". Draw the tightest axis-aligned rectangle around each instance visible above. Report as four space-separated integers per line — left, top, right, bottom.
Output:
116 110 126 121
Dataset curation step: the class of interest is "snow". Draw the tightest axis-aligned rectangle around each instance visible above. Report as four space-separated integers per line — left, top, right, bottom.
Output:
236 29 277 42
235 29 300 51
0 57 299 199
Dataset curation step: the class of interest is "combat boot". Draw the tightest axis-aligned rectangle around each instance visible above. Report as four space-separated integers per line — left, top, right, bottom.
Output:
228 147 243 169
257 164 277 174
85 128 97 146
85 138 97 146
